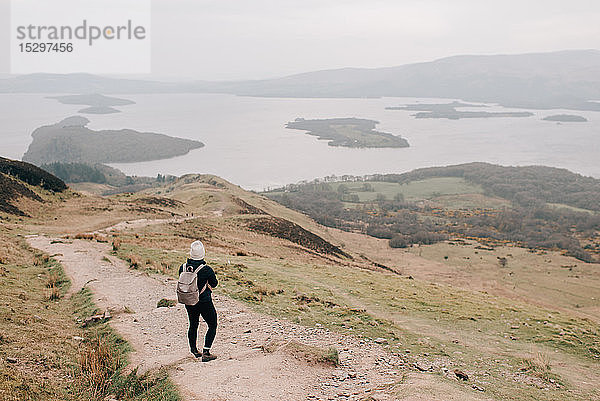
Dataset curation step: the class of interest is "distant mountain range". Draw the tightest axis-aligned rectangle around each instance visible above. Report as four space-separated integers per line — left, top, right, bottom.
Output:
1 49 600 110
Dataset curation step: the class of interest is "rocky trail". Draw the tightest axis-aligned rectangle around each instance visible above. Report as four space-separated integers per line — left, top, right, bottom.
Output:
27 220 488 401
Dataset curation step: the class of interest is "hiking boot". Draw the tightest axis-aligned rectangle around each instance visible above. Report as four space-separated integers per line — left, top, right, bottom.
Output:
191 349 202 358
201 351 217 362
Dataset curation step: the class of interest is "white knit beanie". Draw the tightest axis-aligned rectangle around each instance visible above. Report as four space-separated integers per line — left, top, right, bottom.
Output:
189 240 205 260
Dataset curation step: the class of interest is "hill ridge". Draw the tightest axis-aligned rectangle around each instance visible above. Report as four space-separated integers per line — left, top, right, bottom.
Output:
2 49 600 110
0 157 66 216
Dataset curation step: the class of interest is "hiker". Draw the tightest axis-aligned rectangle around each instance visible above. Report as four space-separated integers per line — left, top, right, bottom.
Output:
178 240 218 361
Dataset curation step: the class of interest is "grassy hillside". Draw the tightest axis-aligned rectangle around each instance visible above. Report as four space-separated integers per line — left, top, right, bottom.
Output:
0 157 67 192
327 177 484 202
3 171 600 400
0 157 68 216
87 175 600 401
112 238 600 400
376 163 600 211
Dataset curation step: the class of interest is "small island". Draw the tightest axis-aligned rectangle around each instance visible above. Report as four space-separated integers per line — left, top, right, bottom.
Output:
542 114 588 122
77 106 121 114
22 116 204 165
47 93 135 114
386 101 534 120
285 118 409 148
386 101 488 112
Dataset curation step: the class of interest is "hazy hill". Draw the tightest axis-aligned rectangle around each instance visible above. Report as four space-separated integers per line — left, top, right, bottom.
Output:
22 116 204 165
1 50 599 110
207 50 600 109
0 73 173 93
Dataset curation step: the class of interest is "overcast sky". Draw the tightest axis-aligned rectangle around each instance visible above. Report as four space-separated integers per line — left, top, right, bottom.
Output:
149 0 600 80
6 0 599 80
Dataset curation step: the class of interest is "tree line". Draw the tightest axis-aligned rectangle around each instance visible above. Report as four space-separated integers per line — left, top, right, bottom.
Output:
265 164 600 262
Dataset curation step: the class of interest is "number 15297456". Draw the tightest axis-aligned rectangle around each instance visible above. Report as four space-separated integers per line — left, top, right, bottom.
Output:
18 42 74 53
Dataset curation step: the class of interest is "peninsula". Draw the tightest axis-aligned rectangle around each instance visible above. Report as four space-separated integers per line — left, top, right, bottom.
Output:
22 116 204 165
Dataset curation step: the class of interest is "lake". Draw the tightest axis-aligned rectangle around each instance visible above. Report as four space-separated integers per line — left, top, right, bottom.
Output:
1 93 599 190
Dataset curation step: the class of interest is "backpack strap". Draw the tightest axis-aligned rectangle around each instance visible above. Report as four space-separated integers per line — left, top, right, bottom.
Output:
186 263 210 294
195 264 212 294
192 264 205 274
182 263 204 273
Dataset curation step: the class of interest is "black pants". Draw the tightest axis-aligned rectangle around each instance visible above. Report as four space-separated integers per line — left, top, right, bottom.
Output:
185 299 218 352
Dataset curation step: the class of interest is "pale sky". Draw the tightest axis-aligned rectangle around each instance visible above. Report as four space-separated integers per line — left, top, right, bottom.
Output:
149 0 600 80
2 0 599 79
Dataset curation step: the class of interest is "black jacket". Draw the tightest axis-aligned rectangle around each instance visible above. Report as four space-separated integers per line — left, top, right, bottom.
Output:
178 258 218 303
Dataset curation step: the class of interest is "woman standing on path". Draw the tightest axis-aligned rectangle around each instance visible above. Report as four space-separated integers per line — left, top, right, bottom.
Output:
179 240 219 361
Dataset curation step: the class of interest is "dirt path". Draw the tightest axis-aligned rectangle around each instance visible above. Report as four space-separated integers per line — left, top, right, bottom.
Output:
100 216 195 233
27 233 489 401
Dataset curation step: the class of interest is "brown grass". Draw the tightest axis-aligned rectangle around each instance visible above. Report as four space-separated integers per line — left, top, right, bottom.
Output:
159 261 171 274
46 270 60 288
254 285 284 296
47 284 61 301
251 285 284 302
519 351 556 382
76 335 118 398
125 254 141 269
74 233 95 240
32 253 49 266
93 233 109 243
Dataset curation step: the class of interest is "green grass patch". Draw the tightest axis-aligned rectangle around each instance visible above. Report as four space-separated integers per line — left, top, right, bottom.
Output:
114 242 183 276
328 178 483 202
547 203 597 215
157 298 177 308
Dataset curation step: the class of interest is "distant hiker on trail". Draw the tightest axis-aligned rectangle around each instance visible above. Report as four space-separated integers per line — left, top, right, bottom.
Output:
177 240 219 362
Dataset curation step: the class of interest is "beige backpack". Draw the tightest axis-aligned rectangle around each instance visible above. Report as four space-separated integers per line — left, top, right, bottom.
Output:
176 264 208 305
